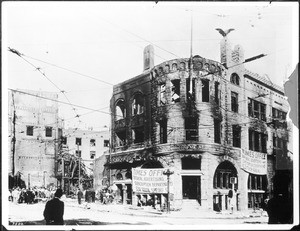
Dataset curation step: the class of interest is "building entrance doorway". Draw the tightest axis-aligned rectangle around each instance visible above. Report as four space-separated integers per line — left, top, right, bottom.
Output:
182 176 201 200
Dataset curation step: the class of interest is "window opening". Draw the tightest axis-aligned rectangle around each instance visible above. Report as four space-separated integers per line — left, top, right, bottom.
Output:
249 129 267 153
75 150 82 157
202 79 209 102
186 78 196 101
159 84 166 105
159 119 167 144
116 100 126 120
248 98 266 121
132 94 144 115
232 125 241 148
45 127 52 137
185 117 198 141
214 119 221 144
26 126 34 136
230 73 240 85
215 82 220 105
231 92 239 112
104 139 110 147
132 126 144 144
76 137 82 146
181 157 201 170
171 79 180 103
90 139 96 147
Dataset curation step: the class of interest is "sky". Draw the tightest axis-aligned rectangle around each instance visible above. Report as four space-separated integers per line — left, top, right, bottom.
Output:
2 1 299 130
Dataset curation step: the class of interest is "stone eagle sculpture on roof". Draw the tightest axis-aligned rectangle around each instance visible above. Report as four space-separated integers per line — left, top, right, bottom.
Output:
215 28 235 37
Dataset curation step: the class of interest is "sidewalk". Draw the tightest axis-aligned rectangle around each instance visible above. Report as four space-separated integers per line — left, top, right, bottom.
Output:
64 199 268 219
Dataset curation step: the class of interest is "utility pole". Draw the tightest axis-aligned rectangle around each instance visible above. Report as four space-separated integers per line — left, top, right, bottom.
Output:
77 143 81 189
11 92 16 177
163 169 174 213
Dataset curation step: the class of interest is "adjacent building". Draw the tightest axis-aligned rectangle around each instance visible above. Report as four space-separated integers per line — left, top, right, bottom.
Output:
108 36 292 211
8 89 63 188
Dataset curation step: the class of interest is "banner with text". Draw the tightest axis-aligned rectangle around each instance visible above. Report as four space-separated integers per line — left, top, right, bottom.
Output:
132 168 173 194
241 149 267 175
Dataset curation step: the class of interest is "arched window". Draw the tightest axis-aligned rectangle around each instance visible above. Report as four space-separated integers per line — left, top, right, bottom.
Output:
213 161 238 189
115 99 126 120
132 93 144 115
125 170 132 179
116 173 123 180
230 73 240 85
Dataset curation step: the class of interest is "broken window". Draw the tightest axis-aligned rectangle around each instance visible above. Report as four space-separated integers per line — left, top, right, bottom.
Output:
132 94 144 115
159 119 167 144
171 79 180 103
45 126 52 137
231 92 239 112
75 150 82 157
215 82 220 105
230 73 240 85
132 126 144 144
90 151 96 159
90 139 96 147
26 125 34 136
214 119 221 144
159 84 166 105
248 98 266 121
185 117 198 141
186 78 195 101
116 131 126 146
248 129 267 153
116 99 126 120
201 79 209 102
75 137 82 146
232 125 241 148
104 139 109 147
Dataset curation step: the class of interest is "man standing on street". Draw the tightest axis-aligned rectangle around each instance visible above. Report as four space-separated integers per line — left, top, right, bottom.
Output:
43 188 64 225
77 188 83 205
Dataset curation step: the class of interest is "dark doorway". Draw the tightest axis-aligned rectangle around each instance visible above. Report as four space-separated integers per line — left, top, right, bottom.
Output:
182 176 201 201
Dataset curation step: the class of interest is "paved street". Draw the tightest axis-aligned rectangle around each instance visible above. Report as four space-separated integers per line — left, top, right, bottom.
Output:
7 199 269 227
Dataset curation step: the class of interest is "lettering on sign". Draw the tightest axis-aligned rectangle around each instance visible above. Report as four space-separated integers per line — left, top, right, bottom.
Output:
132 168 173 194
241 149 267 175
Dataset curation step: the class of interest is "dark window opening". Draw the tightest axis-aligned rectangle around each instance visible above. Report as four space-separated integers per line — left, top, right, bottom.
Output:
132 127 144 144
76 137 82 146
159 84 166 105
90 151 96 159
159 119 167 144
248 174 267 190
104 139 109 147
215 82 220 105
182 157 201 170
26 126 34 136
232 125 241 148
116 131 126 146
202 79 210 102
90 139 96 146
231 92 239 112
116 173 123 180
230 73 240 85
171 79 180 103
185 117 198 141
132 94 144 115
248 98 266 121
61 136 67 144
213 161 237 189
214 119 221 144
76 150 82 157
186 78 196 101
45 127 52 137
272 108 287 120
249 129 267 153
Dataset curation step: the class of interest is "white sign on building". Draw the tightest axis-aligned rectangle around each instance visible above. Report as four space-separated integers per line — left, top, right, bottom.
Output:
132 168 173 194
241 149 267 175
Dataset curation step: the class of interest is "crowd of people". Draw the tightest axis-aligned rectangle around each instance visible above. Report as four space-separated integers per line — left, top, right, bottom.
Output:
9 186 58 204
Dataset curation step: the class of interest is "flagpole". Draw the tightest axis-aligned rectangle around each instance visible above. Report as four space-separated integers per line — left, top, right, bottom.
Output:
189 10 193 95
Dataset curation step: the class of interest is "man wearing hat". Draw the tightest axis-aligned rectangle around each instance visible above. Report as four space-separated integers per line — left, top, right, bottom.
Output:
43 188 64 225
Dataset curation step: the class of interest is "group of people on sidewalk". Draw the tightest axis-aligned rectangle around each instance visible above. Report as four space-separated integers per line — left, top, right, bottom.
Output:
9 186 57 204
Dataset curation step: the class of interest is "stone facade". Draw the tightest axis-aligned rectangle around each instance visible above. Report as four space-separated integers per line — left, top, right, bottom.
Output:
108 39 292 211
8 89 63 188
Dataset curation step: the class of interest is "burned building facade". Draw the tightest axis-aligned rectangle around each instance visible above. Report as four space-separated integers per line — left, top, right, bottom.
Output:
108 38 292 211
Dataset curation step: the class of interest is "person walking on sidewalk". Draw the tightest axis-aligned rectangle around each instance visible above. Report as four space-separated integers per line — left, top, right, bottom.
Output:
43 188 64 225
77 188 83 205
